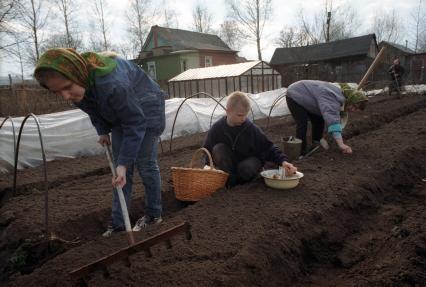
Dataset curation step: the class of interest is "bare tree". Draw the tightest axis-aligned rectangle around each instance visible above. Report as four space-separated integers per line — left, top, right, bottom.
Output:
219 20 241 51
163 9 178 28
115 43 134 60
126 0 154 59
91 0 111 50
0 1 18 41
44 32 83 50
7 33 26 80
297 9 321 45
153 0 178 28
54 0 82 49
371 9 403 43
275 26 304 47
0 0 25 52
16 0 50 65
226 0 272 60
192 1 213 33
410 0 426 52
297 0 359 45
327 4 359 41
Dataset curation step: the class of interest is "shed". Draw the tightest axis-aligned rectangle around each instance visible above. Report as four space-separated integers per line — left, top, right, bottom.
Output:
408 52 426 84
270 34 378 87
167 61 281 98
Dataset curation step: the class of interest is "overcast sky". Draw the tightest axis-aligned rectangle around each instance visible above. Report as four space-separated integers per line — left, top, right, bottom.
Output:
0 0 424 77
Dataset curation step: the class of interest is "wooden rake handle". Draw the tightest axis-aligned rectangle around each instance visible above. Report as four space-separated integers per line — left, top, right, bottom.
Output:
104 144 135 245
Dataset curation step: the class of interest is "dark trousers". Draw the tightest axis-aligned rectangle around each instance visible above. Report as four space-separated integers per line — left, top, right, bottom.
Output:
211 143 262 187
389 77 403 94
286 97 324 154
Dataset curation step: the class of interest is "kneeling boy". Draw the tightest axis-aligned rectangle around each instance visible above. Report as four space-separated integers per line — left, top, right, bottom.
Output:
203 91 297 187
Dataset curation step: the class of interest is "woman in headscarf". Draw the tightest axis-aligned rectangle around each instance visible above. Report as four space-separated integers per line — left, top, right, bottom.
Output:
34 48 166 236
286 80 368 155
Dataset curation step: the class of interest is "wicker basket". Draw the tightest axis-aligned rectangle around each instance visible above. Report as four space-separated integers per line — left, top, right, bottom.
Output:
171 148 229 201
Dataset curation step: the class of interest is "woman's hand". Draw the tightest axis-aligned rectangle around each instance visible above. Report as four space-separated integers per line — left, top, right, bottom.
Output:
339 143 353 154
335 137 352 154
282 161 297 175
98 134 111 146
112 165 127 188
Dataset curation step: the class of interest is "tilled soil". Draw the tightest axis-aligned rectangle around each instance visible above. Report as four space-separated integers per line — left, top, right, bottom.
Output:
0 93 425 287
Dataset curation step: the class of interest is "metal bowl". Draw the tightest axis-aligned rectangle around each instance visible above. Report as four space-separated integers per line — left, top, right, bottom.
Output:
260 169 304 189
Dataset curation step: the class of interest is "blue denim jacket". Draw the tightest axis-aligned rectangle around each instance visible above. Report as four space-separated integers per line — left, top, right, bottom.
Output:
75 57 166 166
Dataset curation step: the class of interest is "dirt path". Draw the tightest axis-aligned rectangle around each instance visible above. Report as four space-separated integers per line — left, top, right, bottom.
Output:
1 93 425 286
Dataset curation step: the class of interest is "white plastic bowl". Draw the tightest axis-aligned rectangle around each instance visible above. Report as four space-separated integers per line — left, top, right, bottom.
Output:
260 169 304 189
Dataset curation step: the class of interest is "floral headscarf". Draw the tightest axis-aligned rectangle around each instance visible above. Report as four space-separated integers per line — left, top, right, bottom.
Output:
338 83 368 106
34 48 117 88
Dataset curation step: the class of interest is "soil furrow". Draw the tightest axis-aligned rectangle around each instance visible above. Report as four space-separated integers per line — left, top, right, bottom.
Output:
2 99 425 286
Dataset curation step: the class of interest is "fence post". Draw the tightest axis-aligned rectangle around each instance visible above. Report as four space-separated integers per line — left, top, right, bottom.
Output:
9 74 18 115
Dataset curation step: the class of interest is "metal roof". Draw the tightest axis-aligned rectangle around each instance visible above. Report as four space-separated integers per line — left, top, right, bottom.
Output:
270 34 377 65
379 41 415 54
169 61 263 82
143 26 235 52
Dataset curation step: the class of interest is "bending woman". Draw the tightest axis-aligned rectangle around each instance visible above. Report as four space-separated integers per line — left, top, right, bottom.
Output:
286 80 368 155
34 48 166 236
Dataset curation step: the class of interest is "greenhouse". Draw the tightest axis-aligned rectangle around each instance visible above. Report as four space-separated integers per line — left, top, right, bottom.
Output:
167 61 282 98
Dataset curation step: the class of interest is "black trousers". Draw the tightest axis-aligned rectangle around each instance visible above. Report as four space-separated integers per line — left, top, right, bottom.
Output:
211 143 262 187
286 97 325 154
389 77 403 94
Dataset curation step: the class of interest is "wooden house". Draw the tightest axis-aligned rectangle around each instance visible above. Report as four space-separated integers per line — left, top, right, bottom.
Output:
138 25 240 91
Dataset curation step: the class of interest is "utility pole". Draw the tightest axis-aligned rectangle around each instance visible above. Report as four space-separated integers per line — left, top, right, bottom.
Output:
326 11 331 42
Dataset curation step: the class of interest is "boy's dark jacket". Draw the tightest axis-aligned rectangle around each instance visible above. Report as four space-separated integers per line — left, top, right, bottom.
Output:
203 117 287 165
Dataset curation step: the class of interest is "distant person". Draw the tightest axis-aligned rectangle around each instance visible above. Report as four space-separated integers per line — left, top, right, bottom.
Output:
203 91 297 187
388 57 405 95
286 80 368 155
34 48 165 237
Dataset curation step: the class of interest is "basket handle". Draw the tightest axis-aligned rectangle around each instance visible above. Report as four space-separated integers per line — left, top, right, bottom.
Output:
189 147 215 169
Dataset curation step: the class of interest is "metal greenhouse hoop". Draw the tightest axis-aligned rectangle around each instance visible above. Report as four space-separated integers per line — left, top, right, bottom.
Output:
13 113 50 239
209 93 256 128
169 92 226 152
245 93 260 123
0 116 17 164
209 95 227 128
266 91 287 128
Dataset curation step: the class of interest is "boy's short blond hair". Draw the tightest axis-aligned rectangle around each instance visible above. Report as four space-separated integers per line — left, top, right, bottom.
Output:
226 91 251 112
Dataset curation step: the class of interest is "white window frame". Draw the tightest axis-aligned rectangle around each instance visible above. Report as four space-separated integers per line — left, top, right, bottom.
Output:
204 56 213 67
181 59 188 71
147 61 157 80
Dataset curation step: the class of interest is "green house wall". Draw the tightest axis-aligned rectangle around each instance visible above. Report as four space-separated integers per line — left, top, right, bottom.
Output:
142 52 200 82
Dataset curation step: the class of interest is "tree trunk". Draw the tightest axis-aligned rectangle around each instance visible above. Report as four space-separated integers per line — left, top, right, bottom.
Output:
256 0 262 60
30 0 40 61
63 2 71 47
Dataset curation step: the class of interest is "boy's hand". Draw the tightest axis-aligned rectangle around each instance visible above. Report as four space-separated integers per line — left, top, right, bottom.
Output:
98 134 111 146
112 165 127 188
282 161 297 175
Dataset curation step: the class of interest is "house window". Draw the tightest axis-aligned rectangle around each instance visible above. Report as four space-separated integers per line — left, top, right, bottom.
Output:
147 61 157 80
205 56 212 67
182 60 188 71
